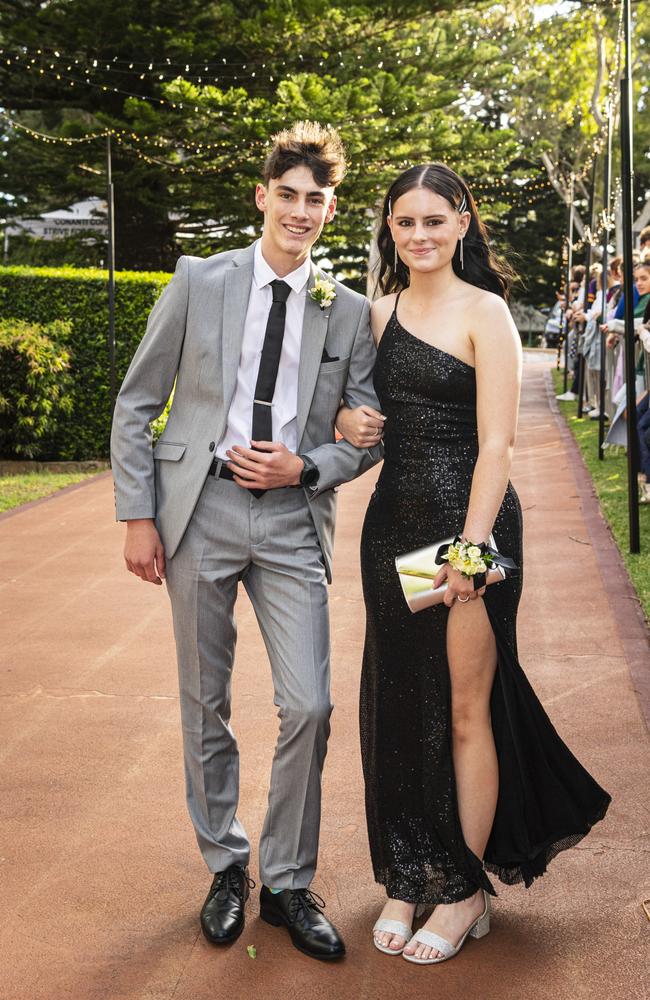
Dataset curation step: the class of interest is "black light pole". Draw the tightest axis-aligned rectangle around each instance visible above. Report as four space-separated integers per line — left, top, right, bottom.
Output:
577 157 598 419
107 134 117 421
598 102 614 461
620 0 640 553
562 175 575 391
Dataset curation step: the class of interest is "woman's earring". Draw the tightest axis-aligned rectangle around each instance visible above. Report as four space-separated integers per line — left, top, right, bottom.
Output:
394 241 398 272
458 192 467 270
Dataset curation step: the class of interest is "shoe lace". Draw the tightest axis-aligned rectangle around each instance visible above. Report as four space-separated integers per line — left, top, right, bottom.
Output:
210 867 256 900
288 889 326 921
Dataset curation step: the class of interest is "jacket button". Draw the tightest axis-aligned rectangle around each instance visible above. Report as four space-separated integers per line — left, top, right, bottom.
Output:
208 441 215 451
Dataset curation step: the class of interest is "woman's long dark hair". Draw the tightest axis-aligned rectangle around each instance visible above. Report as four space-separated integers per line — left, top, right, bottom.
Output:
375 163 516 301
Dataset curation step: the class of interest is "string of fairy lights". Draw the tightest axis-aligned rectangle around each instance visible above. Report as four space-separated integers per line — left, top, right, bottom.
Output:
0 2 630 220
0 5 608 141
0 110 555 213
0 38 548 152
0 13 517 80
0 111 269 164
0 11 559 102
0 28 529 117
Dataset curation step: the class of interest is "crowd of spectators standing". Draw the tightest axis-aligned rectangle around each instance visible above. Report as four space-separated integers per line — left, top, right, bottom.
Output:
555 225 650 503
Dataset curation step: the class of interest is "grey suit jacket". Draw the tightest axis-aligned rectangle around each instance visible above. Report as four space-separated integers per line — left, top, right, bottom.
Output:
110 243 383 582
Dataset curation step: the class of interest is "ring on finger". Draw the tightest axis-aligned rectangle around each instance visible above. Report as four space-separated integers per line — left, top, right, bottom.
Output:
457 594 471 603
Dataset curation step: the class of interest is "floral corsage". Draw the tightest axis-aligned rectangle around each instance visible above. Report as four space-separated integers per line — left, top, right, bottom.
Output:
309 276 336 310
437 535 517 591
442 539 493 579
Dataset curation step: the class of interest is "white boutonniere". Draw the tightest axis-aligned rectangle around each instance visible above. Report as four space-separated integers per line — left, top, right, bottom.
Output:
309 276 336 310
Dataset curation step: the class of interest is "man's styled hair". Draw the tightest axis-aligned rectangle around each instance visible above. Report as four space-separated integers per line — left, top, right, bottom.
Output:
639 226 650 247
263 121 347 188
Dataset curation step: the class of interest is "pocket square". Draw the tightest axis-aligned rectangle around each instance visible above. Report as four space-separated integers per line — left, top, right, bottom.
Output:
321 349 340 363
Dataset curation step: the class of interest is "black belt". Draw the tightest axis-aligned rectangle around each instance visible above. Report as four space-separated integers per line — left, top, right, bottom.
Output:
208 459 268 496
208 458 235 481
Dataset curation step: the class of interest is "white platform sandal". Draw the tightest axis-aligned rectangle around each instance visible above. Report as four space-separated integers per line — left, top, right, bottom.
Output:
402 891 490 965
372 903 427 956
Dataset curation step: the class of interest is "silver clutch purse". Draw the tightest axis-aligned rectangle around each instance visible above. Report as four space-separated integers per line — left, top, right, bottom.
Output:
395 534 506 613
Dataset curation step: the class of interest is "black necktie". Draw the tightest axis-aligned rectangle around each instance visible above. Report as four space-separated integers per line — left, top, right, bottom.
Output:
249 279 291 497
252 279 292 445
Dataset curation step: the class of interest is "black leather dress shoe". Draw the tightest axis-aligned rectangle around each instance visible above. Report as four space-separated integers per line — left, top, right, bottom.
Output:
259 886 346 961
200 864 254 945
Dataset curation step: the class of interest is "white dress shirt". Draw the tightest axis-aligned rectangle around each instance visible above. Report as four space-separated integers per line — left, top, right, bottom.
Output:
216 241 311 461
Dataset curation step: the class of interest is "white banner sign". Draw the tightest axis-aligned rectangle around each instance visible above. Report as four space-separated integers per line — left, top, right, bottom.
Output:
6 198 108 241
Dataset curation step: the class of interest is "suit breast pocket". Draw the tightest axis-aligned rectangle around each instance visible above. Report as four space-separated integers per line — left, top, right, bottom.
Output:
153 441 187 461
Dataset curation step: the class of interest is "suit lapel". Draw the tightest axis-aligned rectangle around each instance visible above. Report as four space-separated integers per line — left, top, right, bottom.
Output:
296 264 331 444
221 244 255 415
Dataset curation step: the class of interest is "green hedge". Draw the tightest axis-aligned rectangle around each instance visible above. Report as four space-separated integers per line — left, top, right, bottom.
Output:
0 265 171 459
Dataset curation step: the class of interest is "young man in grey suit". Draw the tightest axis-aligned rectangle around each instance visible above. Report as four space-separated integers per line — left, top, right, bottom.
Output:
110 121 384 961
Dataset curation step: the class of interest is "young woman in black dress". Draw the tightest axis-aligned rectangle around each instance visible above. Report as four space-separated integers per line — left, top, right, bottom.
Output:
337 163 610 965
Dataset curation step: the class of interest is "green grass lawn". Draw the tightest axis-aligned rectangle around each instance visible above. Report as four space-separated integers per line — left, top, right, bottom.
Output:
551 368 650 621
0 471 102 513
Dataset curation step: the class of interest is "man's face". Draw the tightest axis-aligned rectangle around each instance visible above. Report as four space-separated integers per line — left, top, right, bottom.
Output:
255 165 337 263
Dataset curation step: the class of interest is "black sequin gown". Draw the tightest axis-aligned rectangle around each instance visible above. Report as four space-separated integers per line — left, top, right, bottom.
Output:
359 303 611 905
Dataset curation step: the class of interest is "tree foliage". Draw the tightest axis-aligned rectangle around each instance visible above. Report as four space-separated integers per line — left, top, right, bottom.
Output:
1 0 648 303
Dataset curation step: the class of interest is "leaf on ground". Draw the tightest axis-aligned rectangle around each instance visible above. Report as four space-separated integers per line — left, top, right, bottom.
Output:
247 945 257 959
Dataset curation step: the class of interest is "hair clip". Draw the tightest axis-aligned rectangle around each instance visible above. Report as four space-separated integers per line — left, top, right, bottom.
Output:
458 194 467 214
388 197 393 218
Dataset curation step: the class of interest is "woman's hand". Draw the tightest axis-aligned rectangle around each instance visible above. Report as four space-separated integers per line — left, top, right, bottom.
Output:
432 563 486 607
335 404 385 448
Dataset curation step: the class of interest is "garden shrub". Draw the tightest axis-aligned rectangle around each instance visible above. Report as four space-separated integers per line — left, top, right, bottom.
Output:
0 318 73 458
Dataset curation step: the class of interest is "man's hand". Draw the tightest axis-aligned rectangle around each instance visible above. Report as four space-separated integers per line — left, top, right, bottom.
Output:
124 518 166 585
227 441 304 490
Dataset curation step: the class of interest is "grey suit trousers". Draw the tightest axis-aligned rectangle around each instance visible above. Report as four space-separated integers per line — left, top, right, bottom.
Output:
165 467 332 888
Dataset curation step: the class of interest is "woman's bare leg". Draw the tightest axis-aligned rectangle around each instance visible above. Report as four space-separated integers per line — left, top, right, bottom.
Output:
403 597 498 960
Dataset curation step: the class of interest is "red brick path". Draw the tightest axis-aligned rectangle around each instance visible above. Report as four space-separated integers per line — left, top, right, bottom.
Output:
1 358 647 1000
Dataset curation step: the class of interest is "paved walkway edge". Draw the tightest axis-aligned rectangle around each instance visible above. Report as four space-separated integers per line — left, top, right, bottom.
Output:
0 469 113 523
545 370 650 734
